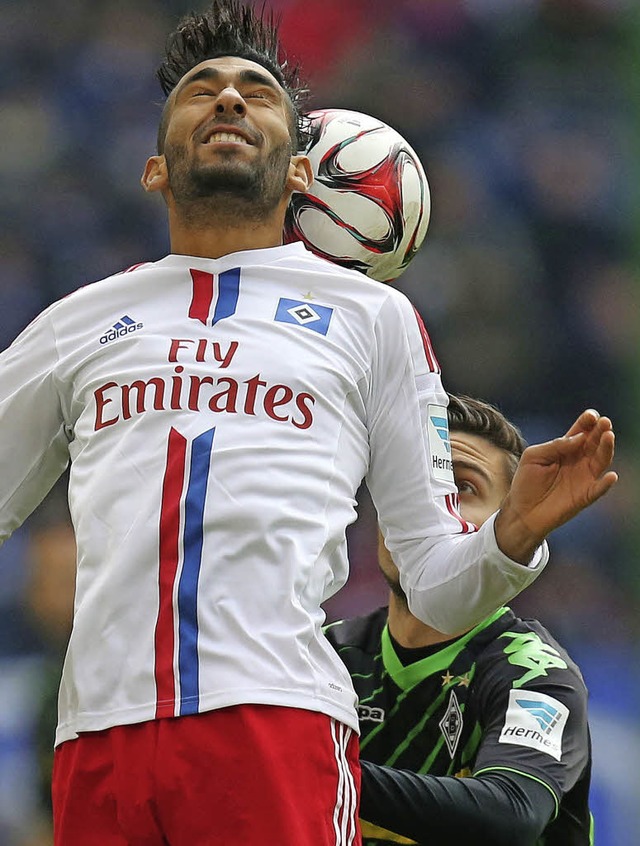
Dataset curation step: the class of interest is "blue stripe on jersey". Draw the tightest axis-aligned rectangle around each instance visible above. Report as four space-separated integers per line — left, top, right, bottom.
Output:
212 268 241 325
178 427 215 715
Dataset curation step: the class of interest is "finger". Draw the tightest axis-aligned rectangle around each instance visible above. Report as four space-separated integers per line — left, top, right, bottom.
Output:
588 415 613 440
587 470 619 504
565 408 600 438
522 432 586 465
591 429 615 472
598 415 613 431
595 415 614 435
579 416 614 459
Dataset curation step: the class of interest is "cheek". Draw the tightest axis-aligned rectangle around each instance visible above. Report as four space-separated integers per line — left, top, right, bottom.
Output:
459 498 497 528
262 113 294 149
164 106 201 145
165 119 189 146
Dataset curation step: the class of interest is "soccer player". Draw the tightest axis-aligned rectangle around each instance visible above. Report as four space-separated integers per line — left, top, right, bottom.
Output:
0 2 615 844
326 394 594 845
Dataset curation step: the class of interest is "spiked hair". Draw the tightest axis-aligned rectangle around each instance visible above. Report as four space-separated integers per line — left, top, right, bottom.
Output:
156 1 309 152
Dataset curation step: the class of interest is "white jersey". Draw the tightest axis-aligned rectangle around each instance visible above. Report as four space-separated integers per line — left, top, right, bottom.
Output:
0 243 547 745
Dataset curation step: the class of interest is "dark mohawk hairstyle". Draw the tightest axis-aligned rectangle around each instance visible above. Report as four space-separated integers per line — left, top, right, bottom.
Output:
156 0 309 150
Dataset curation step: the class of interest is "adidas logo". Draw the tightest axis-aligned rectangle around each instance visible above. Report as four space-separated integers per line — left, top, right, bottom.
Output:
100 315 143 345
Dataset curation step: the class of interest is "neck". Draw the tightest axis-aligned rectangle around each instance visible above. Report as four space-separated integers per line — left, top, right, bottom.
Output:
387 592 465 648
166 199 289 259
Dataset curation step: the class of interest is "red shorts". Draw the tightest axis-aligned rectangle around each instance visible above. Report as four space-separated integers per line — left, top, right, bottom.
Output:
52 704 361 846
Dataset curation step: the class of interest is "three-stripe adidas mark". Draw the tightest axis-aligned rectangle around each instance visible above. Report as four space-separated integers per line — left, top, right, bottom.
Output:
100 314 144 345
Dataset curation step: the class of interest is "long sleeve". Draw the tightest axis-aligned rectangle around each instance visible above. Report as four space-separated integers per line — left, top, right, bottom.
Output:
360 760 555 845
365 291 547 633
0 307 70 544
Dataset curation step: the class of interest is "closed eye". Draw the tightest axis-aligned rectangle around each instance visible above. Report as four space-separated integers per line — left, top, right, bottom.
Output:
245 91 276 102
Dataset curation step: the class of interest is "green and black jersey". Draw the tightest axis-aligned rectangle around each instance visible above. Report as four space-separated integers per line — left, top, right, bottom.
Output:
326 606 592 845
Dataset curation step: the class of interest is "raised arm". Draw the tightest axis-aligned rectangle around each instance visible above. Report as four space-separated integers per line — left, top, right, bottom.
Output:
366 292 616 634
494 409 617 563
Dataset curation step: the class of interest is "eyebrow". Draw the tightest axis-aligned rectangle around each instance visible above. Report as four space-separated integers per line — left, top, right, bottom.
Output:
451 458 493 485
177 66 281 96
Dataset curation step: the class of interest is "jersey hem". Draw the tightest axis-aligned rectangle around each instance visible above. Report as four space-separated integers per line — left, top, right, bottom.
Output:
55 689 359 746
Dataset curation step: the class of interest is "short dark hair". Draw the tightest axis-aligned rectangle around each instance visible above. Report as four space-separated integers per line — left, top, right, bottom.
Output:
447 393 526 481
156 0 308 153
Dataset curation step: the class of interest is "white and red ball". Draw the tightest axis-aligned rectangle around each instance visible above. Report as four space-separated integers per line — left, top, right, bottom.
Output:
285 108 430 283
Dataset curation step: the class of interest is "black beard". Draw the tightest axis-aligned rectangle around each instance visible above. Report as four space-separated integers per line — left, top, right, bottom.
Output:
379 566 409 607
165 140 292 226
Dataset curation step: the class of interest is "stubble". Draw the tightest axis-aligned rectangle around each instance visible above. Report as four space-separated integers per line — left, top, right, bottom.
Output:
165 138 293 228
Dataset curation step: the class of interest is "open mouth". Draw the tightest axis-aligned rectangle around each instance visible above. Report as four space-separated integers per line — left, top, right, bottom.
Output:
203 131 250 145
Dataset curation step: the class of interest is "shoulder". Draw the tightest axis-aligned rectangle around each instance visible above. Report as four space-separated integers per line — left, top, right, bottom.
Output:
2 260 156 350
324 607 388 655
46 259 156 312
488 617 584 681
286 243 415 310
473 613 588 708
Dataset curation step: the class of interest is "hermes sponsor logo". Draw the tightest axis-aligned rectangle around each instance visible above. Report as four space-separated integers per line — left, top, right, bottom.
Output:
427 405 454 483
93 339 316 432
499 690 568 761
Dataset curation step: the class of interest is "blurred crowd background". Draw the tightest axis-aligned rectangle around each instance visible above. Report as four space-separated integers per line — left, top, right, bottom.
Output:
1 0 638 843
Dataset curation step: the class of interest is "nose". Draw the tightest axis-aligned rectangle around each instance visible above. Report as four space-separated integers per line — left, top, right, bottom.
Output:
215 86 247 117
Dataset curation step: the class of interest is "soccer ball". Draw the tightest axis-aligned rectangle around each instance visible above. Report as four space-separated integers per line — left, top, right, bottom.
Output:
284 108 430 283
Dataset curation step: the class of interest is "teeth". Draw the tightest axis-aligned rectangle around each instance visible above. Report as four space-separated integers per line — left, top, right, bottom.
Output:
205 132 248 145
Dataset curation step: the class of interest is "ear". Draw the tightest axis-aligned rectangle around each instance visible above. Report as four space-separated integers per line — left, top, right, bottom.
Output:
141 155 168 194
287 154 313 195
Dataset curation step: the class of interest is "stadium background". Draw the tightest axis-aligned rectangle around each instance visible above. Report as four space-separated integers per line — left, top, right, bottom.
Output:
0 0 638 842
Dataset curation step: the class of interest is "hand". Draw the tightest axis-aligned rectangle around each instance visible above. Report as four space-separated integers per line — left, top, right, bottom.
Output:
494 409 618 564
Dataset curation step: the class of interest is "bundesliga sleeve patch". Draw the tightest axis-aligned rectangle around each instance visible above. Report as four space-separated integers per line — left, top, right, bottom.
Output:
274 298 333 335
499 689 569 761
427 405 454 482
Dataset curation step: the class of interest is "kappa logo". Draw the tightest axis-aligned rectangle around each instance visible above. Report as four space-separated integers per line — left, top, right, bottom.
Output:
274 298 333 335
499 630 568 688
100 315 144 345
499 689 569 761
357 704 385 723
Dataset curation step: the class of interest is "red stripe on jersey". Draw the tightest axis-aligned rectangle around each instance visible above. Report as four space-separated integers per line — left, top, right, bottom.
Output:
114 262 148 275
413 307 441 374
189 269 214 324
445 492 475 534
155 428 187 718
